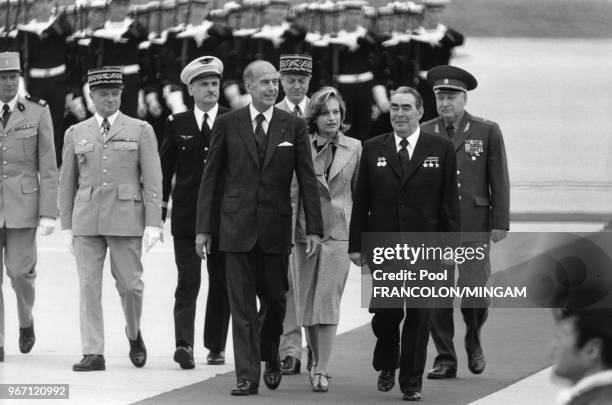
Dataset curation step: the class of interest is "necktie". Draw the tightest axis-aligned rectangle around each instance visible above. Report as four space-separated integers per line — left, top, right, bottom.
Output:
398 138 410 173
1 104 10 129
202 112 210 136
101 118 110 138
293 105 302 117
254 113 266 166
447 124 455 138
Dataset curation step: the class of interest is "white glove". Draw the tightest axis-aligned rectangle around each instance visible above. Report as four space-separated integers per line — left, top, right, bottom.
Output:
62 229 74 255
38 217 56 236
143 226 163 252
163 85 187 114
137 89 148 119
68 96 87 121
145 92 162 117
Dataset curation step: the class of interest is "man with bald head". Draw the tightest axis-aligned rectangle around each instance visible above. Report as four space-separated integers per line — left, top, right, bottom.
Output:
196 60 323 396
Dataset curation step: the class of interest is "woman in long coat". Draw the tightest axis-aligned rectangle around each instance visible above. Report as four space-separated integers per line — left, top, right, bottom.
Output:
292 87 362 392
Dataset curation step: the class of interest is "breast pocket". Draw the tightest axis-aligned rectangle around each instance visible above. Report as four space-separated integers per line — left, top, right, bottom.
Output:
14 127 38 156
113 141 139 167
75 143 94 164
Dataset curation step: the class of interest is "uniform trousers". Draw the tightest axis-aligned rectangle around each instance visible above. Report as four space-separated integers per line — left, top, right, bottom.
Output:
173 236 230 353
0 227 37 347
338 80 373 142
28 74 67 167
119 74 140 119
225 244 288 384
430 242 491 367
279 255 302 360
74 235 143 355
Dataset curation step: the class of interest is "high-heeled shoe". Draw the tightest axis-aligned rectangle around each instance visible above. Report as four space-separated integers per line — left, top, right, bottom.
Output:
309 362 318 384
312 372 330 392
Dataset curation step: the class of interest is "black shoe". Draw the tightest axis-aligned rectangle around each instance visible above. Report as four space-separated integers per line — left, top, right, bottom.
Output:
0 346 4 362
402 391 422 401
128 330 147 368
207 350 225 365
377 369 395 392
263 357 282 390
280 356 301 375
174 346 195 369
230 380 258 396
19 325 35 354
73 354 105 371
468 351 486 374
306 346 313 372
427 364 457 379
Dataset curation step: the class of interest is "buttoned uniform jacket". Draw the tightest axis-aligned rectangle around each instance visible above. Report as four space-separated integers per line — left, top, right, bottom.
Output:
160 106 230 237
275 97 309 115
59 112 162 236
196 106 323 255
421 112 510 241
0 96 58 228
295 132 361 243
348 131 460 254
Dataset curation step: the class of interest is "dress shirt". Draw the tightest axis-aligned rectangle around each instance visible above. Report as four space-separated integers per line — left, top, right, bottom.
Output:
249 103 273 134
394 127 420 159
194 103 218 131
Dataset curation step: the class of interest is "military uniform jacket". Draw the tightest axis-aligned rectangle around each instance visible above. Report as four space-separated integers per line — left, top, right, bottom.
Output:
421 112 510 238
348 132 460 253
160 106 230 237
59 113 162 236
0 96 58 228
196 106 323 255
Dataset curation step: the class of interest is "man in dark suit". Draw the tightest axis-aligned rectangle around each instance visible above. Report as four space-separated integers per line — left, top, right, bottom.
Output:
195 60 323 396
160 56 230 370
349 86 460 401
422 65 509 380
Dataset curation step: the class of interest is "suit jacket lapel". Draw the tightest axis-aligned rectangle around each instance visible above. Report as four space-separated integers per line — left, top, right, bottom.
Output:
401 134 433 187
88 117 103 143
262 107 286 170
104 112 126 142
381 132 403 180
327 132 351 182
236 107 260 170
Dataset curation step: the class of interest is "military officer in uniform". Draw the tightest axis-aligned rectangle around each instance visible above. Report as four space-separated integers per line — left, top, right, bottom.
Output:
160 56 230 369
275 53 311 375
0 52 57 363
59 66 163 371
422 65 510 379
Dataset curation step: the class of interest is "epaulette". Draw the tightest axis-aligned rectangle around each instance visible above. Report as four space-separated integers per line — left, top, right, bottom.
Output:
471 115 494 125
25 95 47 106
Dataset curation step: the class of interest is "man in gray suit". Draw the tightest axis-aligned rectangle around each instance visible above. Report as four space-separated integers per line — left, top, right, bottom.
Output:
0 52 58 363
275 54 311 376
59 66 163 371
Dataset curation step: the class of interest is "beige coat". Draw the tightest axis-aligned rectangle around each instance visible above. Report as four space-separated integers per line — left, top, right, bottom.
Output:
0 96 57 228
294 131 361 242
59 113 162 236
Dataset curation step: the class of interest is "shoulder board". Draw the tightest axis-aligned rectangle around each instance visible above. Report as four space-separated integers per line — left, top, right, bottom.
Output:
421 117 441 128
470 115 495 126
25 95 47 106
